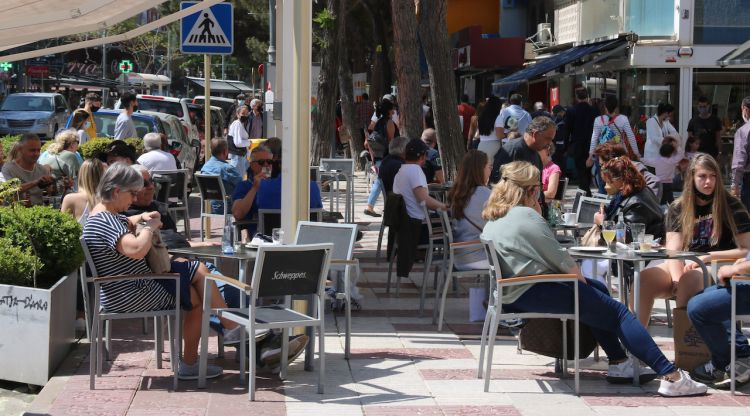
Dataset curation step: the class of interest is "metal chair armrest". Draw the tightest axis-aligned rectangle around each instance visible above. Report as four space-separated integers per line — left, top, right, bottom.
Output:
93 273 180 283
731 274 750 282
712 258 743 266
449 240 483 251
205 273 252 293
331 259 358 266
498 274 579 288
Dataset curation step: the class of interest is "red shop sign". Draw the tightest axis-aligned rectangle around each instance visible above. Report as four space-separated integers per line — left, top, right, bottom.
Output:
26 65 50 77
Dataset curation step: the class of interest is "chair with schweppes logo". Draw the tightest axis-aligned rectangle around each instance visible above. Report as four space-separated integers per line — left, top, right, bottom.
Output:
197 243 333 400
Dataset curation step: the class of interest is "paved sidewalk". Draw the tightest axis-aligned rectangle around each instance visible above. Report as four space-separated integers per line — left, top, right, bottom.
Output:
24 172 750 416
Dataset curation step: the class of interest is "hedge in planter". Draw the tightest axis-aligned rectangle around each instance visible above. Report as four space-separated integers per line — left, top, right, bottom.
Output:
0 237 41 286
0 205 83 289
79 137 112 160
125 137 144 157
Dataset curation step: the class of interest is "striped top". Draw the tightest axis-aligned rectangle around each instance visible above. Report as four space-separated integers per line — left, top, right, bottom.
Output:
82 211 172 313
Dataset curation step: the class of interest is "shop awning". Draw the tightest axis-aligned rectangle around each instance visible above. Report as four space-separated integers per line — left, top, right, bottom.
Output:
225 80 253 93
124 73 171 86
187 77 243 93
492 39 625 89
717 39 750 67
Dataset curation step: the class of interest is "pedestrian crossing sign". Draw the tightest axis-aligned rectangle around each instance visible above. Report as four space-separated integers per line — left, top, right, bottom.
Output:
180 2 233 55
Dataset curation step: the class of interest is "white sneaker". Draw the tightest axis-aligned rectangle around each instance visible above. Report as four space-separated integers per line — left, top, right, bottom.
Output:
178 359 223 380
658 369 708 397
223 326 270 345
606 357 657 384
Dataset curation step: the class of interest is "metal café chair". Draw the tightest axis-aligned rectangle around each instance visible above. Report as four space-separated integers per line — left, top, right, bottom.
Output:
152 169 191 238
257 208 323 236
730 274 750 394
477 237 580 394
193 173 228 241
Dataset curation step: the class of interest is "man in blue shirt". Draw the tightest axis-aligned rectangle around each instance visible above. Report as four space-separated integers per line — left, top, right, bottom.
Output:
200 138 243 213
231 146 274 235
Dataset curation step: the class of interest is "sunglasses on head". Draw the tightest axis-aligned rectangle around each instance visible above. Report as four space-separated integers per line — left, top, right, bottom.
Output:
253 159 274 166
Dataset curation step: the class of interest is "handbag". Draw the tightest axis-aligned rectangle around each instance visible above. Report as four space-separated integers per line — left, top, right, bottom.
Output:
519 318 598 360
579 224 602 247
137 223 171 274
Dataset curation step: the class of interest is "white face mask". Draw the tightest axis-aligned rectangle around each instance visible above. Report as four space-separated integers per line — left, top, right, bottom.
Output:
744 112 750 123
84 121 91 129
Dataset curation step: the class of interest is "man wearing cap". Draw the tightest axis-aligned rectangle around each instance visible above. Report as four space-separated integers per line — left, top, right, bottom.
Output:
391 138 447 283
246 98 264 140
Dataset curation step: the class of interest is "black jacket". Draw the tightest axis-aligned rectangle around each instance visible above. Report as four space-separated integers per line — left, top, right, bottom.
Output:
606 187 665 241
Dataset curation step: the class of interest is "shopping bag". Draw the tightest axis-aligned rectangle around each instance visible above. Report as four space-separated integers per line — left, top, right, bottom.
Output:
673 307 711 371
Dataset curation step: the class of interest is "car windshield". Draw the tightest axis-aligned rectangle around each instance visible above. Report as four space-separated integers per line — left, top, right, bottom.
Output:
193 98 233 116
94 113 157 138
137 99 184 118
1 96 54 112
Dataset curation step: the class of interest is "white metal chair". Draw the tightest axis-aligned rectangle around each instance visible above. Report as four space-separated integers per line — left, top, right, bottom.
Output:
295 221 359 359
198 243 332 400
320 158 356 223
575 196 609 225
80 237 181 390
434 209 490 331
730 274 750 394
477 237 580 394
153 169 191 238
193 173 228 241
257 208 323 236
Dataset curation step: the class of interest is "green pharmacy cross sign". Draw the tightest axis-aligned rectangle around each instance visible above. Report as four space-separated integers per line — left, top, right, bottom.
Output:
119 60 133 74
0 62 12 72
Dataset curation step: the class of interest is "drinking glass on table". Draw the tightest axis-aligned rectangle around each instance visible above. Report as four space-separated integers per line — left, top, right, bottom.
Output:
272 228 284 245
639 234 654 252
601 220 616 255
629 223 645 251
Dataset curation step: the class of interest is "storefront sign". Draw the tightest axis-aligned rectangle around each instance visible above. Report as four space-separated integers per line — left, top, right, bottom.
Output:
64 62 101 76
26 65 49 77
549 87 559 108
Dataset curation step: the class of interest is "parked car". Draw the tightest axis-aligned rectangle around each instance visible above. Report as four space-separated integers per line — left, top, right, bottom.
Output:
192 96 236 121
0 93 70 139
115 94 201 143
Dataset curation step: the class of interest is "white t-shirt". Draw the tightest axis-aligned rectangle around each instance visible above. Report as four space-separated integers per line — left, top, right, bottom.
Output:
137 149 177 172
644 116 680 163
228 119 249 148
494 105 532 135
371 110 400 127
392 163 428 220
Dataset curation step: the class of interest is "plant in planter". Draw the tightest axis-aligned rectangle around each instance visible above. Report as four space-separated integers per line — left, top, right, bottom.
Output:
79 137 112 160
125 137 144 157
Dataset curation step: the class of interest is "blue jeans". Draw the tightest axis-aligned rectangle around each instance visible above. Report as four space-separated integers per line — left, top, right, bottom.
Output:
229 153 248 178
592 158 606 194
505 278 676 375
687 284 750 369
367 160 383 207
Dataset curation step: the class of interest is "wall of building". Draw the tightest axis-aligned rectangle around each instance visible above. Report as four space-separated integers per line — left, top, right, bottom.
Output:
447 0 499 34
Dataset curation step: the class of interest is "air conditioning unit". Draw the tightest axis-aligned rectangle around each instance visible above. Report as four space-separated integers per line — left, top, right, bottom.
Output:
526 22 556 50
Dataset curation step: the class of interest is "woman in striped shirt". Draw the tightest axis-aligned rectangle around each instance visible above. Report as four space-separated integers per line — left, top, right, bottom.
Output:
82 162 240 380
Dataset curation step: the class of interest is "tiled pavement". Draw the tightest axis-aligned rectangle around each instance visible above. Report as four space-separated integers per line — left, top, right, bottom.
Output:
24 172 750 416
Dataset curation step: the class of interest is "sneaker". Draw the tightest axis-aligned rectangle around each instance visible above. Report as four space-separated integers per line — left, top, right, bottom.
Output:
713 357 750 390
223 326 270 345
261 334 310 367
178 359 223 380
658 369 708 397
691 361 726 384
606 357 658 384
364 208 382 217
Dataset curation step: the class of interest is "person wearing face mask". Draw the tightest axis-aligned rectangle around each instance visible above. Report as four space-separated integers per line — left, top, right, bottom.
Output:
82 92 101 139
227 105 250 175
731 97 750 209
71 109 92 145
688 96 724 158
637 154 750 328
481 160 708 396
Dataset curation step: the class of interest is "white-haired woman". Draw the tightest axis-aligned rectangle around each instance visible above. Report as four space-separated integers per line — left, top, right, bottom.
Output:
481 160 706 397
82 162 241 380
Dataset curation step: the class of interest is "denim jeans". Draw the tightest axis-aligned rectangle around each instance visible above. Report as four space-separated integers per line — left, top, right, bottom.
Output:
592 158 606 194
229 153 249 178
687 284 750 369
367 160 383 206
505 278 676 375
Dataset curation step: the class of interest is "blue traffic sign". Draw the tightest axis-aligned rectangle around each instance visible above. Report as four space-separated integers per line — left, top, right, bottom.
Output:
180 2 233 55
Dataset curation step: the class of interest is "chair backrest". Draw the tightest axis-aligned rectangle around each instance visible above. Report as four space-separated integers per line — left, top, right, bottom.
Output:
251 243 333 299
422 205 445 243
152 174 172 205
480 237 502 302
438 209 453 245
554 177 569 201
576 196 609 225
319 158 354 175
294 221 357 261
194 173 226 203
79 236 99 278
152 169 189 200
572 189 585 214
310 166 320 184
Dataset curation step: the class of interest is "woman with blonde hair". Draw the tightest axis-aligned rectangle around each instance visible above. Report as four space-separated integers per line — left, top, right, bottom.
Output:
637 154 750 326
61 158 106 225
39 129 82 180
481 160 706 396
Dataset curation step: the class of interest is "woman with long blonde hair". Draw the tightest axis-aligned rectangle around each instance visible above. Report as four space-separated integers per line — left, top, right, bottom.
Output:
637 154 750 326
61 158 106 225
481 160 706 396
39 129 81 179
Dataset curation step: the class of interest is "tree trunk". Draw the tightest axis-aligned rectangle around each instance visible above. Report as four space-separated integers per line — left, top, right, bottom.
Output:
338 11 365 170
390 0 423 140
311 0 342 165
361 0 393 101
416 0 463 180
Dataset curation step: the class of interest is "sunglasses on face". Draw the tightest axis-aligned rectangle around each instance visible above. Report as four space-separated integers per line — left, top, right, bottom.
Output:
252 159 274 166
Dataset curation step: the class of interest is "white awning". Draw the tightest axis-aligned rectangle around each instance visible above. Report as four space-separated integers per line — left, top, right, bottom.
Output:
0 0 223 62
123 73 171 86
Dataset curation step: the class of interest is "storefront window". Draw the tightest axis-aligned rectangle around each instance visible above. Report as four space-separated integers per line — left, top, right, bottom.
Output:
619 68 680 135
693 70 750 137
624 0 675 38
695 0 750 44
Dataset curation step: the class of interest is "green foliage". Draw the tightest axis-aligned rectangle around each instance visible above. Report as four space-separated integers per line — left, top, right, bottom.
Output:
40 140 51 153
1 135 21 157
0 178 21 205
124 137 144 157
0 238 40 286
313 7 336 48
79 137 112 160
0 205 83 288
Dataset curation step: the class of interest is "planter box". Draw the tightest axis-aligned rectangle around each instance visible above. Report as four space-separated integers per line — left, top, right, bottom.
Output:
0 272 76 386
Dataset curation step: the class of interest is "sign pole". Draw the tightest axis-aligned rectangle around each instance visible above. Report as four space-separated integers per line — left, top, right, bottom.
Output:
203 53 212 237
